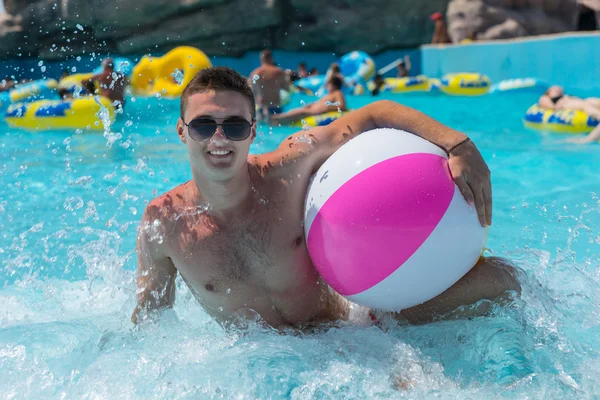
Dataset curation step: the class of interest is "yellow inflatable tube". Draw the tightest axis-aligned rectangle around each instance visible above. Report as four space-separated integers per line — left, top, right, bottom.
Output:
58 73 96 94
131 46 212 98
438 73 491 96
523 105 599 134
5 96 115 131
289 111 348 128
367 75 431 94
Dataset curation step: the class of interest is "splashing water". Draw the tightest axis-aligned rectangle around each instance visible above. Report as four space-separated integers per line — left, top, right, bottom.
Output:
325 101 340 107
171 69 185 85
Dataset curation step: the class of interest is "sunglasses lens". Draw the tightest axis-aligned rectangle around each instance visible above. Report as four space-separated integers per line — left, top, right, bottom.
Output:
188 119 218 141
222 120 251 141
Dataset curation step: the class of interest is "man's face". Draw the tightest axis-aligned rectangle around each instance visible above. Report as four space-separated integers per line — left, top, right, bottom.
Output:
177 90 256 182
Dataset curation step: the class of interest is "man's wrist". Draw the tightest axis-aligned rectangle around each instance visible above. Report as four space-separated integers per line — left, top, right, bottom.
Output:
446 137 472 155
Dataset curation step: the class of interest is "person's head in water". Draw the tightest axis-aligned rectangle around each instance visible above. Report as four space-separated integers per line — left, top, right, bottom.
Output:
260 49 274 65
545 85 564 99
177 67 257 182
102 58 115 72
330 63 341 74
309 67 319 76
298 62 307 75
327 76 343 93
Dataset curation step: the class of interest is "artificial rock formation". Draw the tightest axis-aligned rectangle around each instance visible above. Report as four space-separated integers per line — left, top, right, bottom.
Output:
446 0 582 42
0 0 450 59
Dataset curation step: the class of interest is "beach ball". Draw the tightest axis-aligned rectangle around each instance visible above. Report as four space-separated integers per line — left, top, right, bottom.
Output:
304 128 486 311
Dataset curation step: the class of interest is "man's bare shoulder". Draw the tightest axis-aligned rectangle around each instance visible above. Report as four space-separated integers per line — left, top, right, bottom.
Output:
141 181 194 227
253 126 330 179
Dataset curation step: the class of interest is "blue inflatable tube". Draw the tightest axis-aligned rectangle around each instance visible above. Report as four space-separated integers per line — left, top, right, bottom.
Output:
339 51 376 88
294 75 326 94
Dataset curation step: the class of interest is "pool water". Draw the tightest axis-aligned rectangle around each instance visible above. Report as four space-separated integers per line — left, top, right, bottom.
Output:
1 88 599 399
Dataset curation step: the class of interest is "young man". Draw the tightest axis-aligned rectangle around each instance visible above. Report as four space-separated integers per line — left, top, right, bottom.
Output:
270 76 347 126
249 49 289 123
131 67 519 328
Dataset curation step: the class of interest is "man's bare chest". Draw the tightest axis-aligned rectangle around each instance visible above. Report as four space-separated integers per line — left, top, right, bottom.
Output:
167 205 312 294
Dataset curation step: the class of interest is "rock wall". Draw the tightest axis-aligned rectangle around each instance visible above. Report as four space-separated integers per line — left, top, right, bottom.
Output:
0 0 450 59
0 0 591 60
446 0 580 42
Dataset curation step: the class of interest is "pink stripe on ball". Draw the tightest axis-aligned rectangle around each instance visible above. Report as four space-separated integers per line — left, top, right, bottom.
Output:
307 153 454 295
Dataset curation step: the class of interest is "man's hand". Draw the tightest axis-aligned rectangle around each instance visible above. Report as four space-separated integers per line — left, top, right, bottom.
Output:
448 140 492 227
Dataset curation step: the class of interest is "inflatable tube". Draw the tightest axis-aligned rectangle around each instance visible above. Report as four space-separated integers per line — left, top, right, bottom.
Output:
130 46 212 98
294 75 325 95
438 73 491 96
5 96 115 131
288 111 347 128
57 73 96 96
490 78 547 94
368 76 431 94
93 57 133 77
339 51 376 87
9 79 58 102
523 105 599 134
304 128 486 310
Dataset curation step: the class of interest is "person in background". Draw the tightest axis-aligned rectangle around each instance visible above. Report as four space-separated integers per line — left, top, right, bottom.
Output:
324 62 345 85
371 74 386 96
249 49 289 123
309 67 319 76
538 85 600 144
271 76 347 125
431 12 452 44
297 62 309 78
396 55 412 78
81 57 127 109
0 77 15 92
538 86 565 109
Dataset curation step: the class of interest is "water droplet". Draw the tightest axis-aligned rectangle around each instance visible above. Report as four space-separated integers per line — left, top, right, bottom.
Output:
226 288 231 295
76 24 84 31
124 120 133 127
37 61 43 66
252 74 260 84
170 69 184 85
218 307 224 312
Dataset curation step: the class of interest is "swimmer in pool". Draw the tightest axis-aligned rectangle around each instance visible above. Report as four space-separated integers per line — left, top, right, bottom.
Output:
270 76 348 126
249 49 289 123
131 66 520 329
81 58 127 108
539 86 600 144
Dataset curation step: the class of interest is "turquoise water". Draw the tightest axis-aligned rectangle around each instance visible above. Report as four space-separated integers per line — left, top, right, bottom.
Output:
1 88 600 398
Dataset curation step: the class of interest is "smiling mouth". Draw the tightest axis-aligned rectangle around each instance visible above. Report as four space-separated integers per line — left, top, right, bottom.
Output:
208 150 232 156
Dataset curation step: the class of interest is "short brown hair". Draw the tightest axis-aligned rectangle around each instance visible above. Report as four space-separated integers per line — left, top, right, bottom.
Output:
180 66 255 119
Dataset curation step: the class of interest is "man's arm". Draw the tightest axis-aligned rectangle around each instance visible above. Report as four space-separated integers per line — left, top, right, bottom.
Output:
131 207 177 324
267 100 492 226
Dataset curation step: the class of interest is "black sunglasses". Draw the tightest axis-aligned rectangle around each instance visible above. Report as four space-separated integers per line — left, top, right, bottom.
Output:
182 117 255 142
